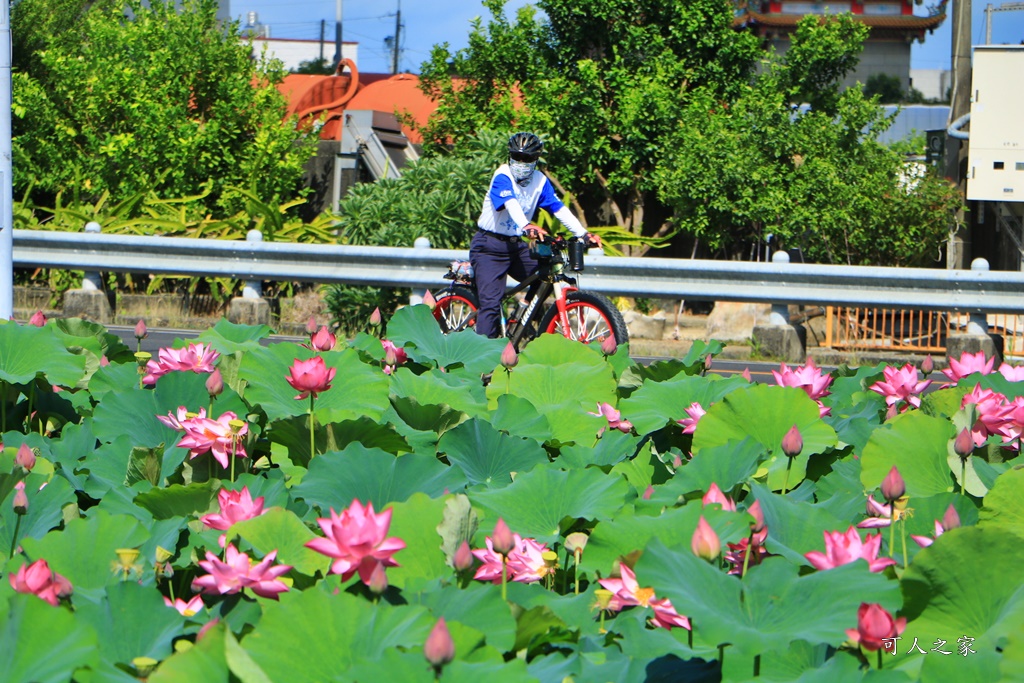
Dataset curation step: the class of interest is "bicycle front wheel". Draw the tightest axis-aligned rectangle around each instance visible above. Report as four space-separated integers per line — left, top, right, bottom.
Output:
433 286 479 333
539 290 629 345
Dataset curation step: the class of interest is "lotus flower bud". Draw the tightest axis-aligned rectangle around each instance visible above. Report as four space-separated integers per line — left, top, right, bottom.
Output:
424 617 455 668
384 346 398 367
564 532 588 556
491 518 515 556
953 428 973 458
369 307 382 327
12 481 28 515
781 425 803 458
310 326 337 352
306 317 318 335
742 367 752 382
134 319 148 340
920 355 934 374
747 499 766 533
880 466 905 503
601 335 617 357
29 310 46 327
16 443 36 472
642 484 654 500
367 562 389 595
500 342 518 369
53 573 74 599
422 290 437 310
941 504 961 531
691 516 720 561
205 369 224 397
453 540 474 572
705 355 713 370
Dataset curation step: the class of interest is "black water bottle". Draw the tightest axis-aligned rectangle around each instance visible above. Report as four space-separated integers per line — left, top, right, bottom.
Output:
568 237 585 272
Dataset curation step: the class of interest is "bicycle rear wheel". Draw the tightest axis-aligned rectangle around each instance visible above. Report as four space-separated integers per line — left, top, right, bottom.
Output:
539 290 629 345
433 286 479 333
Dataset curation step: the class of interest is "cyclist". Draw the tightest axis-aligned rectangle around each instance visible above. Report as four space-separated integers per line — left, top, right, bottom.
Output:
471 131 601 338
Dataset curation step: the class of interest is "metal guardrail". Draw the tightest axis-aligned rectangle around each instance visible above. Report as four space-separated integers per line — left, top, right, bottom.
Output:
12 229 1024 315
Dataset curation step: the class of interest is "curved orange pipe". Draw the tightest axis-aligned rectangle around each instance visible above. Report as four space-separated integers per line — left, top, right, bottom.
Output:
294 58 360 125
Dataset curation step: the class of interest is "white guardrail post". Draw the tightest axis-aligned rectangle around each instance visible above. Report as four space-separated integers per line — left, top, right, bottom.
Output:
946 257 1001 363
751 250 805 363
228 229 271 326
409 236 431 306
61 221 112 323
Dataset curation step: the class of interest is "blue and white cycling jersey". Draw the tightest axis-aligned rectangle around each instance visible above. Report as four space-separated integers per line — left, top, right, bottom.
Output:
476 165 585 237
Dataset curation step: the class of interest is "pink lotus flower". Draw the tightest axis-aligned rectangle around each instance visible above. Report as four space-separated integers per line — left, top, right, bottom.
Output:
589 402 633 434
305 499 406 585
471 535 514 583
15 443 36 471
157 405 206 431
205 369 224 397
500 342 519 369
846 603 906 652
177 411 248 469
857 495 898 529
999 396 1024 449
453 540 474 572
724 537 769 576
781 425 803 457
691 516 721 561
28 310 47 327
597 563 690 631
772 359 833 416
143 343 220 385
424 617 456 668
164 595 205 617
200 486 266 531
307 326 337 352
12 481 28 514
380 339 408 375
285 356 336 399
507 537 556 584
191 544 291 599
999 362 1024 382
701 483 736 511
369 307 382 326
880 466 905 503
134 320 148 340
676 402 706 434
869 364 931 413
912 504 961 547
961 384 1011 446
941 350 995 386
490 518 515 555
601 335 618 357
9 559 71 606
804 526 896 573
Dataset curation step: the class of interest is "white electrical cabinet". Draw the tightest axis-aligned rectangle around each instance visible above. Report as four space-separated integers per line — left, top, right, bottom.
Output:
967 46 1024 202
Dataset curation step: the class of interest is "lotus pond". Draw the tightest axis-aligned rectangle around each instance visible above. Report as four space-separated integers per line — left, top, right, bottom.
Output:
1 305 1022 682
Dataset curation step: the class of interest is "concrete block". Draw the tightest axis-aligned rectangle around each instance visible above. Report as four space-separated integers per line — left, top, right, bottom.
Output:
228 297 271 326
622 310 667 339
62 289 112 323
752 324 806 363
945 334 1001 366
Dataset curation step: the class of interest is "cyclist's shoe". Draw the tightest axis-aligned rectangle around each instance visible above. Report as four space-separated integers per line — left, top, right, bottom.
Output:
481 372 493 387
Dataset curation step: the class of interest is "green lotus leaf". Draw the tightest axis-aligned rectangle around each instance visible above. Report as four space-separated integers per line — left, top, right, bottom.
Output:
134 481 218 521
471 466 631 544
241 587 433 681
79 436 137 500
239 344 389 423
611 442 673 493
978 466 1024 535
827 398 886 453
558 428 640 469
387 304 504 375
0 593 100 683
896 527 1024 678
608 612 706 663
292 444 466 512
692 384 838 491
405 578 517 652
621 373 747 436
640 542 900 657
383 494 456 588
860 410 954 498
52 317 133 370
667 437 765 496
583 504 750 578
750 482 853 564
229 507 329 577
621 340 726 387
438 418 548 488
48 420 96 490
389 396 468 439
490 393 553 443
1000 630 1024 682
21 510 149 593
149 621 228 683
529 642 711 683
85 361 139 402
978 371 1024 400
197 318 274 353
921 386 969 420
0 323 87 387
75 583 184 669
443 659 539 683
389 367 487 418
0 474 75 553
346 649 435 683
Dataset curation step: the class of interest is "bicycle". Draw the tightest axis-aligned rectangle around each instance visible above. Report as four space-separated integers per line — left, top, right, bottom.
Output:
431 235 629 351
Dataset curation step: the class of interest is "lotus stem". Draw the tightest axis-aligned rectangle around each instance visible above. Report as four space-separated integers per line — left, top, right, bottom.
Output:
754 654 761 677
309 395 316 459
889 506 896 558
877 649 883 669
1 379 7 432
960 458 967 497
26 382 34 433
501 555 508 602
574 548 582 595
688 621 693 649
9 515 22 558
741 531 753 577
718 644 725 665
781 457 793 496
900 517 908 568
505 368 511 396
230 438 237 482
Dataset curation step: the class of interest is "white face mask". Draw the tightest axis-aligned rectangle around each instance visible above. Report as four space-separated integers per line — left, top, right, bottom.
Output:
510 160 536 184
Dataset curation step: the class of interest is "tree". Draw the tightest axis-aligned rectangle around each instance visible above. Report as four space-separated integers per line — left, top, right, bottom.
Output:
11 0 317 217
863 73 905 104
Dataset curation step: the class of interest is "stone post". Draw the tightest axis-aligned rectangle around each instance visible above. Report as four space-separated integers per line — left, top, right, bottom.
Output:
946 258 1001 363
228 229 271 325
751 250 805 362
62 221 112 322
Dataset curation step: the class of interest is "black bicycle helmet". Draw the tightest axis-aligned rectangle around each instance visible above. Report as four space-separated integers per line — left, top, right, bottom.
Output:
508 132 543 162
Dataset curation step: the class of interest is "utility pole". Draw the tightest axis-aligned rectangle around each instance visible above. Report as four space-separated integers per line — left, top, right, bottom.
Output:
985 2 1024 43
947 0 972 269
0 0 12 319
333 0 343 70
392 1 402 74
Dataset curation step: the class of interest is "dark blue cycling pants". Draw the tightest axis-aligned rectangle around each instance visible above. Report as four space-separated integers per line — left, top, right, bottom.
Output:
469 230 538 339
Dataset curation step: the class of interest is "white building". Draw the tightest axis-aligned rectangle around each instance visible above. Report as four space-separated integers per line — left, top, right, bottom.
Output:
909 69 953 101
250 37 359 72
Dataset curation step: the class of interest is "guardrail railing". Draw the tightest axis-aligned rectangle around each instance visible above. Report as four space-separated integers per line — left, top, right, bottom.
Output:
12 229 1024 316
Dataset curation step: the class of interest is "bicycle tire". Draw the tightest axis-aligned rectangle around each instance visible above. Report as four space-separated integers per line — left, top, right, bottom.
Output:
538 290 629 345
433 286 479 333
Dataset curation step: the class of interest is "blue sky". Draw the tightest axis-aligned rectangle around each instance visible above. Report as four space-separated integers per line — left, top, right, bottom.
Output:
231 0 1024 74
